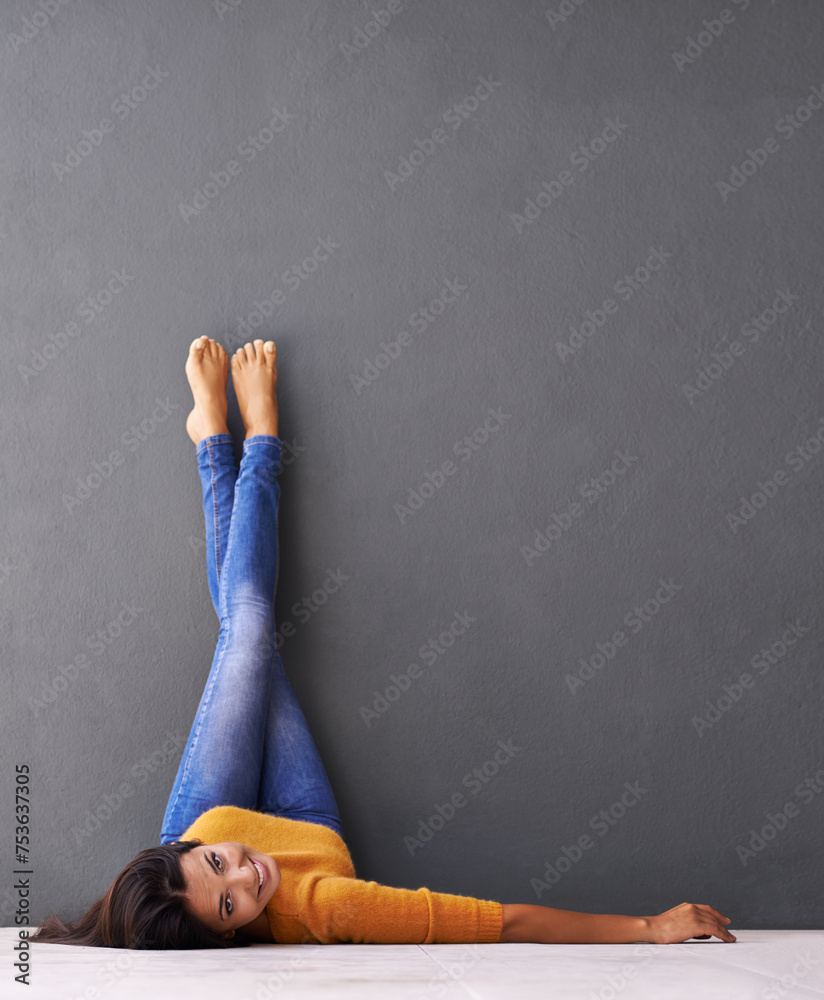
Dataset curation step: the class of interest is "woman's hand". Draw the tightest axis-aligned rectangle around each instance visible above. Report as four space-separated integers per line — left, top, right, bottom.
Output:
645 902 736 944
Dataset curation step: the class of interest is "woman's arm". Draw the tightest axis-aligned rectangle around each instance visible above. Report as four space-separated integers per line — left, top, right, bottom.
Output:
499 901 736 944
500 904 648 944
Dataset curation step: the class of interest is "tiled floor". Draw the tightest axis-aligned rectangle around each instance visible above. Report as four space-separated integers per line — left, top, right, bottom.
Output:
7 928 823 999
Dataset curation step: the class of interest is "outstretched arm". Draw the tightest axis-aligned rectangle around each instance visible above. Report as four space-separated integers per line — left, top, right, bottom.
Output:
499 901 736 944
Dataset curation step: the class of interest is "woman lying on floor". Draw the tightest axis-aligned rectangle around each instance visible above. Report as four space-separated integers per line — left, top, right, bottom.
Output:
31 338 736 949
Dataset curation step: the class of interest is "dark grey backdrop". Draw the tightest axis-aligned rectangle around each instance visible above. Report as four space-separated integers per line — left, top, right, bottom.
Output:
2 0 822 931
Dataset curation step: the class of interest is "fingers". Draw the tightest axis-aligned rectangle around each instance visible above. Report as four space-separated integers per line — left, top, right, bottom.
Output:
704 916 736 943
703 906 736 941
657 903 737 944
695 903 732 926
693 904 736 943
705 904 731 924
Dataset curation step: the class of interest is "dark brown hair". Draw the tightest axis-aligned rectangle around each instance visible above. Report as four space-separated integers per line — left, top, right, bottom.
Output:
30 839 252 950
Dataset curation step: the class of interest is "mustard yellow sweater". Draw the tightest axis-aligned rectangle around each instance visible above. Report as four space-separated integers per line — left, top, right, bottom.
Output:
182 806 503 944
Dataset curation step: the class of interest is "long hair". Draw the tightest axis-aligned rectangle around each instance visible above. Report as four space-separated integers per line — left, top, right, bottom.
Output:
30 839 252 950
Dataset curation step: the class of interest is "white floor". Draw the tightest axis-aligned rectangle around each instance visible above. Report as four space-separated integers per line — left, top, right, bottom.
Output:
6 929 823 1000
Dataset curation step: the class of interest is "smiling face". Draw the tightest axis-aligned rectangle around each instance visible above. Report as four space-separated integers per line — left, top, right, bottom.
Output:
179 842 281 937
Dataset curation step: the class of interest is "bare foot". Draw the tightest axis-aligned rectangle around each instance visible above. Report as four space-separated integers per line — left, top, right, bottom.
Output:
185 337 230 445
231 339 278 439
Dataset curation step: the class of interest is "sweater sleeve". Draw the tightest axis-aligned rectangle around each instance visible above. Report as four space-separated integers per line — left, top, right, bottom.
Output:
297 876 503 944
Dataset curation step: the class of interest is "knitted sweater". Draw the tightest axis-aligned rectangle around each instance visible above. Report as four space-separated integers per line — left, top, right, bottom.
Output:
181 806 503 944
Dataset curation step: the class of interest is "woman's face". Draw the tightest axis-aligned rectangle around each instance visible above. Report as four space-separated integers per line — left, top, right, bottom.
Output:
179 842 281 936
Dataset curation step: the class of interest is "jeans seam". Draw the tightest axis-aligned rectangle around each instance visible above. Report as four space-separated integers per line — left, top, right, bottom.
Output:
206 438 223 593
274 485 279 601
217 473 244 625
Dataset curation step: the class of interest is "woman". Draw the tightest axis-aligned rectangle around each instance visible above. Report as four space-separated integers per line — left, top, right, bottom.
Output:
32 338 737 949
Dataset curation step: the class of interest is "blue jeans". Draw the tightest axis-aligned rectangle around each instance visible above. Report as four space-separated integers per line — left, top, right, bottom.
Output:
160 434 343 844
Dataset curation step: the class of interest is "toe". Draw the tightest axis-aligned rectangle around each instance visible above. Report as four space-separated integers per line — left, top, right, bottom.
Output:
253 338 264 358
264 341 276 360
190 337 205 355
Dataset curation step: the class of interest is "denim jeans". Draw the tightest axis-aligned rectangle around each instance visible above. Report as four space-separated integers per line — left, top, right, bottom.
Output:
160 434 343 844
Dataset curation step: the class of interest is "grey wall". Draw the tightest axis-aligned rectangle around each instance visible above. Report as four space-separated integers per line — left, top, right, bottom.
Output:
2 0 822 933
